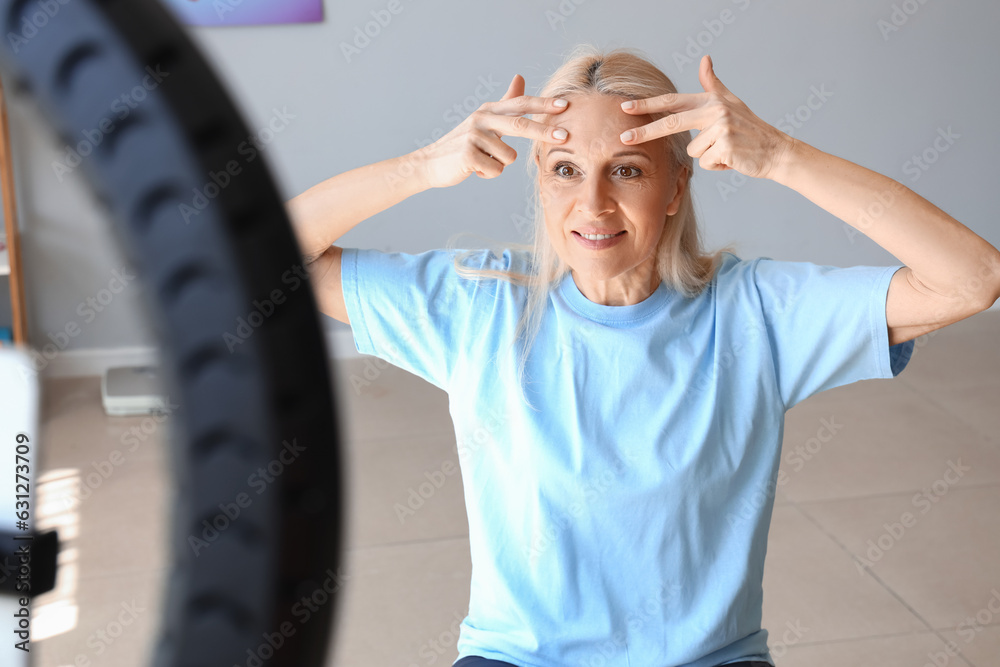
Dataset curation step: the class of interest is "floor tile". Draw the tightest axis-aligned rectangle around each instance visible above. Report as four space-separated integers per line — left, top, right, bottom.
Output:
331 357 454 443
343 432 469 549
776 631 971 667
777 380 1000 503
36 454 169 581
939 624 1000 667
32 567 163 667
761 505 927 644
38 376 171 471
903 379 1000 446
800 485 1000 632
894 311 1000 392
325 538 472 667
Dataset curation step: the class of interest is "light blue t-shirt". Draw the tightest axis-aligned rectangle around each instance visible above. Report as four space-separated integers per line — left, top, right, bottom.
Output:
340 246 914 667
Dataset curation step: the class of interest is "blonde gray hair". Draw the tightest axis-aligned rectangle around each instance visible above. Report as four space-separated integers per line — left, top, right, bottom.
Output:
445 44 737 410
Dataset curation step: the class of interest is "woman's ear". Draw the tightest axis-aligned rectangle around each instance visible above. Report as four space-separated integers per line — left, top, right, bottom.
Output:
666 165 690 216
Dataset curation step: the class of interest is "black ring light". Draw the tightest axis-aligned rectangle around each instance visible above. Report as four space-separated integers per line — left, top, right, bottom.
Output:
0 1 344 665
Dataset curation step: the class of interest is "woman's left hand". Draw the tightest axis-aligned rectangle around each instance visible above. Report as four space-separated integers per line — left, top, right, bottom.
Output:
620 54 794 180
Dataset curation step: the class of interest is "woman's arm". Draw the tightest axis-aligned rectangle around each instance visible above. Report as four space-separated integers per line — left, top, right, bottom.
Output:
285 150 431 264
621 55 1000 346
769 138 1000 309
281 75 570 324
285 77 570 265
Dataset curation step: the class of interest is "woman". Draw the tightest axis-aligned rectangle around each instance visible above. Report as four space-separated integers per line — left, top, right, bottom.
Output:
287 45 1000 667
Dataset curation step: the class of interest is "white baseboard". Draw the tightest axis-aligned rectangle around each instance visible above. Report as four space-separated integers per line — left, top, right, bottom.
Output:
39 328 363 379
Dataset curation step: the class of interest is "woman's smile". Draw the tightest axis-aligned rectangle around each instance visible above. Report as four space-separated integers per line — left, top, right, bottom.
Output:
572 230 627 249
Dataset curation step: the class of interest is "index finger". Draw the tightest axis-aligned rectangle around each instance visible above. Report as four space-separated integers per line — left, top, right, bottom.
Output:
486 110 569 143
484 94 569 118
620 91 709 115
620 107 710 145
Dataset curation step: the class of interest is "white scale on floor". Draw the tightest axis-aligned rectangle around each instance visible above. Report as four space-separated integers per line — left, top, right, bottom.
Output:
101 365 169 416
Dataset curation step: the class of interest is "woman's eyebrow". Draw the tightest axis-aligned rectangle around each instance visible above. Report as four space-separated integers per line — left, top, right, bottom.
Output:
545 147 652 160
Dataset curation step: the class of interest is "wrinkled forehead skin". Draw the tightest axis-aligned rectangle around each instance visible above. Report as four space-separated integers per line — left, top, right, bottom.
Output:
535 92 671 168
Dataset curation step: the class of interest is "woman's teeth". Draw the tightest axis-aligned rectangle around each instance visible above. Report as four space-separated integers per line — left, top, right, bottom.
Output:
579 232 622 240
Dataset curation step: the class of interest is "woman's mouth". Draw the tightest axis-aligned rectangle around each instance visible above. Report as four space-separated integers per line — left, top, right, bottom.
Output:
572 230 626 249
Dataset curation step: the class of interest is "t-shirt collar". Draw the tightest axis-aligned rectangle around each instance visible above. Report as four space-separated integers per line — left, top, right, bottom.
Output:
557 269 669 325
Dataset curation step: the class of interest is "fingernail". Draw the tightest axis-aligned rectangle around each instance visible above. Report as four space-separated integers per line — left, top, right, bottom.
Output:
553 98 568 108
620 130 635 142
621 100 635 110
553 128 568 140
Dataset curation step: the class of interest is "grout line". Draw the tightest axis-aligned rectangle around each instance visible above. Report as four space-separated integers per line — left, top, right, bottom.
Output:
790 503 979 667
896 376 1000 447
791 481 1000 507
344 429 458 446
344 532 471 555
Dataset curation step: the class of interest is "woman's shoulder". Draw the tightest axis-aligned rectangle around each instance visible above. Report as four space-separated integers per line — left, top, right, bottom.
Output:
449 246 535 279
713 249 753 280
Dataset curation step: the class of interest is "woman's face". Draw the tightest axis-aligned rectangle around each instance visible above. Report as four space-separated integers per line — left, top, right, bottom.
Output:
535 93 688 305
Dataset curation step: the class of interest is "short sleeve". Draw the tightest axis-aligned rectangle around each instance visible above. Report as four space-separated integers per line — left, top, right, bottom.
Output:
340 247 475 391
750 257 915 410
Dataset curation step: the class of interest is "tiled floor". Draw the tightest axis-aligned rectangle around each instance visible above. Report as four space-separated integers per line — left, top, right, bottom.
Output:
29 310 1000 667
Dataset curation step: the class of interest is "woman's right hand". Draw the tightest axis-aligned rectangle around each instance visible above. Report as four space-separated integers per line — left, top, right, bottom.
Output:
414 75 571 189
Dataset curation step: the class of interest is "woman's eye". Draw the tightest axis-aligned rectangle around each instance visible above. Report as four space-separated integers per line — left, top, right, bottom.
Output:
552 163 641 179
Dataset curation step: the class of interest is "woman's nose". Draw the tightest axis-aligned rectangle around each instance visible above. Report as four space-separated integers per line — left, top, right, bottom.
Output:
576 176 615 218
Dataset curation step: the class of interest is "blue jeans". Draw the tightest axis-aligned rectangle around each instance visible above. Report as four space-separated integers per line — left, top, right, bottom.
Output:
454 658 772 667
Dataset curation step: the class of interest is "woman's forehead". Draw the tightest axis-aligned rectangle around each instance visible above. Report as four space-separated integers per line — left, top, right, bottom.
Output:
541 93 665 161
553 93 653 133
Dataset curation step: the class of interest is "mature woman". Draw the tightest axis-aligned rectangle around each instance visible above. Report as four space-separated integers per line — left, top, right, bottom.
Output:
287 45 1000 667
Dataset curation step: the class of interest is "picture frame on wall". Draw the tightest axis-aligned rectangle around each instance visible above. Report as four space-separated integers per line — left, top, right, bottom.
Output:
162 0 324 27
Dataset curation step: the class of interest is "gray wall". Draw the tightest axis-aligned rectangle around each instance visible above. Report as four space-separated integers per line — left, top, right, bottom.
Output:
4 0 999 363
